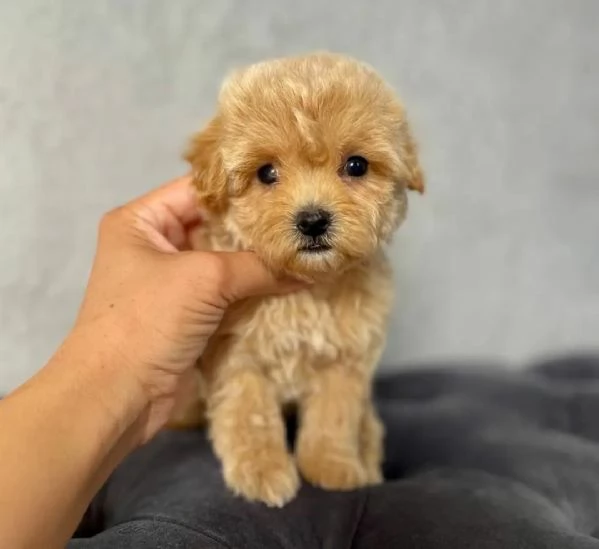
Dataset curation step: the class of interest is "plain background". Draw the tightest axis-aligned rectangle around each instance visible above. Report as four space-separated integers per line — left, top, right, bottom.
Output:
0 1 597 393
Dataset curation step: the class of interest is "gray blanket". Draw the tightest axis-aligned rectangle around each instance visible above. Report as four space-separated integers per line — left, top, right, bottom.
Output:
69 355 599 548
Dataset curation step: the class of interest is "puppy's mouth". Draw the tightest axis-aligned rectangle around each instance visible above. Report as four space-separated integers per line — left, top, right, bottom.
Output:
298 241 332 254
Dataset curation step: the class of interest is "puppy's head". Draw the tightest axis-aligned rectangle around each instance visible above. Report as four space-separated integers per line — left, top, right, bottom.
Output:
186 52 423 279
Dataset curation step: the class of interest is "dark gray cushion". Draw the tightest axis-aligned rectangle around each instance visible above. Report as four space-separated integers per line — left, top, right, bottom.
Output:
69 355 599 548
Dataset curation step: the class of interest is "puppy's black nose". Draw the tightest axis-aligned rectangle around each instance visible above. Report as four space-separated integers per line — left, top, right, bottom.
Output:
296 209 331 238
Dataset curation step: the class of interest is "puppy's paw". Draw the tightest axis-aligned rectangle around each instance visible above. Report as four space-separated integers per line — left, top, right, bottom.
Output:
363 463 383 485
298 449 368 491
224 450 299 508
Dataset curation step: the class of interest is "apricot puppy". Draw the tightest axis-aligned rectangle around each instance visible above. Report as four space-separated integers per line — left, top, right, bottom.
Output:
182 52 423 507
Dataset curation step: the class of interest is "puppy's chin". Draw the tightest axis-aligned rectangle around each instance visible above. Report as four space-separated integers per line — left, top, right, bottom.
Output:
258 246 360 283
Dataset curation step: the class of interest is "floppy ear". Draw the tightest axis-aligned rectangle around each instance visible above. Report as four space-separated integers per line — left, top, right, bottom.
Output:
402 125 425 194
184 116 228 212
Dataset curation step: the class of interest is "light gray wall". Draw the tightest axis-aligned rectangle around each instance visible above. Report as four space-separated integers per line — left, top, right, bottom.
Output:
1 0 598 392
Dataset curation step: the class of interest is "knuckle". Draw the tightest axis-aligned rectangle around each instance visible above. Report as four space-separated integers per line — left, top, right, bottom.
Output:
205 253 228 283
197 253 229 292
99 207 124 230
98 206 137 241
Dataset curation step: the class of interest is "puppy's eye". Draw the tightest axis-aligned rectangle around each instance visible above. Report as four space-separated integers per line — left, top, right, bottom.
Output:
343 156 369 178
257 164 279 185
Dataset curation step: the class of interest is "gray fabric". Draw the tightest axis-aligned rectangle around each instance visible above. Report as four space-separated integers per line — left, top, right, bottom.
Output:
69 355 599 548
2 1 599 393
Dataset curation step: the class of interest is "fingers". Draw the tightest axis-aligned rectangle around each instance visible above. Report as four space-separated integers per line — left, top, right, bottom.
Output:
129 175 198 222
107 175 202 252
107 177 306 300
130 175 201 227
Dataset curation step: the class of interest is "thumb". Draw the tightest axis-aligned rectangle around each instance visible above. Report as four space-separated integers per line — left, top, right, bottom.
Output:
217 251 307 301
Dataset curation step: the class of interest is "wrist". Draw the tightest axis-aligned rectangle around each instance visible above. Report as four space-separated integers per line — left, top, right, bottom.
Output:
48 324 151 448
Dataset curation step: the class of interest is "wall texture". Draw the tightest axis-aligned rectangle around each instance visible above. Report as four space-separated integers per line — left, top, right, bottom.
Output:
1 0 598 392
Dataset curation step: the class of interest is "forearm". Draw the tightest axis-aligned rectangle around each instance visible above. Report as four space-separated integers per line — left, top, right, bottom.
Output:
0 329 148 549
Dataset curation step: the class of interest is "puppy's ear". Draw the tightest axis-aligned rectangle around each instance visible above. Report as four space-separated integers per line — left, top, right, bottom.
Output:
401 126 425 194
184 116 228 212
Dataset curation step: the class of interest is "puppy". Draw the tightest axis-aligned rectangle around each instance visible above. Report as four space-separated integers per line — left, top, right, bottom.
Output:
179 52 424 507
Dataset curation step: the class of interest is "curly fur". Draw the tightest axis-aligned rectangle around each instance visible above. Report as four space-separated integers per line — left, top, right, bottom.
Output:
172 52 424 507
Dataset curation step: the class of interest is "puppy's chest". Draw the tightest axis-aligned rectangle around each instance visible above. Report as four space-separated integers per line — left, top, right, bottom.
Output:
214 277 390 402
240 291 342 364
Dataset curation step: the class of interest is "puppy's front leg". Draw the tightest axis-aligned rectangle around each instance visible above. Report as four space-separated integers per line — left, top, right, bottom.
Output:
297 366 373 490
359 401 384 484
208 369 299 507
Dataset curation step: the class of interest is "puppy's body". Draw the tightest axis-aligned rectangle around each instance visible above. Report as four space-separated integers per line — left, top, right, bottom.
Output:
179 53 423 507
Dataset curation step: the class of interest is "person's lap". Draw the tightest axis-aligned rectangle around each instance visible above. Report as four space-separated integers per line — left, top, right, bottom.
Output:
69 357 599 548
69 428 365 549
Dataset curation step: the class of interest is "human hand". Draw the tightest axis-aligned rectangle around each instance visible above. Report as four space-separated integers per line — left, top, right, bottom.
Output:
68 175 302 442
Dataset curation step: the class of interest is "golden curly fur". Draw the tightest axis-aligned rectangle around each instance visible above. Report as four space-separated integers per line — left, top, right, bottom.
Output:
176 52 423 507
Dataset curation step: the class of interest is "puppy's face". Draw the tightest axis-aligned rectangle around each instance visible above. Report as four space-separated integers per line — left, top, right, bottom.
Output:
186 53 423 279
